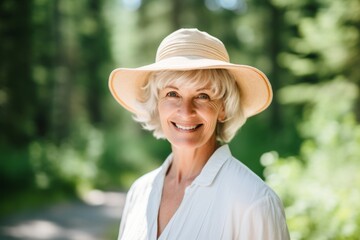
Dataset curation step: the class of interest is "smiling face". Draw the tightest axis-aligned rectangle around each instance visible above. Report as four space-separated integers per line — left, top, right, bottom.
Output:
157 77 225 150
136 69 244 143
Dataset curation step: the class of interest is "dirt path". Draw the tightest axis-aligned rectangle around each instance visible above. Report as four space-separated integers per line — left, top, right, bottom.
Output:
0 191 126 240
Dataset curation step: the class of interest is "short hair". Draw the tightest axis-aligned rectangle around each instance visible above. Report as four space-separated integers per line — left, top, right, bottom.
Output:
134 69 246 143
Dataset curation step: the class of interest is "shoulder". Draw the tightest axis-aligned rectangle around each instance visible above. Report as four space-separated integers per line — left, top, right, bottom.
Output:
217 154 289 238
218 154 282 206
119 167 164 239
121 166 163 215
127 167 161 196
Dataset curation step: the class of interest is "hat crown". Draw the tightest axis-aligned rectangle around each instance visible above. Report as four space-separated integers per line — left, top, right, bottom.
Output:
156 28 230 63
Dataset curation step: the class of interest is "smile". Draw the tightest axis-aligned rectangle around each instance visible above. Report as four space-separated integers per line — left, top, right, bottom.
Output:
172 122 202 131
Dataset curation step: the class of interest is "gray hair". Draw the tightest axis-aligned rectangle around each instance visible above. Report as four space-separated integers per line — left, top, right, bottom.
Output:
134 69 246 143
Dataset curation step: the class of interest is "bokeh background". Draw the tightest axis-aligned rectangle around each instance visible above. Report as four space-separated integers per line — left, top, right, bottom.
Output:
1 0 360 239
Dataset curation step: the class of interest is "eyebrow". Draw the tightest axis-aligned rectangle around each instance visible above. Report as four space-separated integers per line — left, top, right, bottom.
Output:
163 85 178 90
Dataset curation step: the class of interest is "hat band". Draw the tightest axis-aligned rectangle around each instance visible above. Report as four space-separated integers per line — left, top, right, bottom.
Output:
156 42 229 62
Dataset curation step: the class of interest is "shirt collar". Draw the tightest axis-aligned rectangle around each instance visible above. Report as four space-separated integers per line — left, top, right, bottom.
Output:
152 152 173 191
193 144 231 186
157 144 231 187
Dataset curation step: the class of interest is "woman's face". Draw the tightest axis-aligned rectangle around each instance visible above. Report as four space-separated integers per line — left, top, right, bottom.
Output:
157 78 225 150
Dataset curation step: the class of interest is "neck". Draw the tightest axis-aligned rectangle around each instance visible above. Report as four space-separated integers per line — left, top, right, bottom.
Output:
168 139 219 184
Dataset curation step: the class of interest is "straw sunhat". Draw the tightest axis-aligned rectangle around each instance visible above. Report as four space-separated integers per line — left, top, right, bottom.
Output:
109 28 272 118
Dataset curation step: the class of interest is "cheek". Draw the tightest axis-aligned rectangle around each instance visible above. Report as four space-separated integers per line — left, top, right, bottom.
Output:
202 101 223 116
158 99 175 119
197 102 223 125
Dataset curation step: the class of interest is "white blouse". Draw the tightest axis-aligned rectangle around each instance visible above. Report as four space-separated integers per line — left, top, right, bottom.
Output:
118 145 290 240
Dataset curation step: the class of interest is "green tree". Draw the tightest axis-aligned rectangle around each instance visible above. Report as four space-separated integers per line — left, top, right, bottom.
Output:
263 80 360 239
0 0 35 192
262 0 360 238
0 0 115 213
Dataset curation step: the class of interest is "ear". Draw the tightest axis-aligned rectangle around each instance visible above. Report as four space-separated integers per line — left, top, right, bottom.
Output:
218 103 226 122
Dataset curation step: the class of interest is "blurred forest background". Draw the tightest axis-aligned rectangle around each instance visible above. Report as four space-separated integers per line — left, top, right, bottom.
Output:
1 0 360 239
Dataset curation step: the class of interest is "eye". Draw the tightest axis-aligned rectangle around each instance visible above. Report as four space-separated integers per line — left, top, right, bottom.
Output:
197 93 210 100
166 91 179 98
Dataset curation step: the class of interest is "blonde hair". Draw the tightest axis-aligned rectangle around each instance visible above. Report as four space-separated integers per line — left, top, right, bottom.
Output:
134 69 246 143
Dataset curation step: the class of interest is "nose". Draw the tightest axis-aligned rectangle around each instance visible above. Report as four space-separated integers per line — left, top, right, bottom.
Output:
177 98 196 117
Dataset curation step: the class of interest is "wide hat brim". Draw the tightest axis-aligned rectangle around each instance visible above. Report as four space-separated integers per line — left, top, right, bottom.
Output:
109 55 272 118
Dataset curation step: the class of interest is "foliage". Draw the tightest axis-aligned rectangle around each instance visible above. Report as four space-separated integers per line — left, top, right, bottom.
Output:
262 80 360 239
273 0 360 83
260 0 360 238
0 0 116 210
261 0 360 238
28 121 103 193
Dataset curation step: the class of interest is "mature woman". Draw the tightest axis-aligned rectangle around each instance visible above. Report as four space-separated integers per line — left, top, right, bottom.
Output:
109 28 290 240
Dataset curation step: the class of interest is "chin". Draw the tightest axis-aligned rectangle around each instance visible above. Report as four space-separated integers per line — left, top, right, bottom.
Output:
167 136 216 151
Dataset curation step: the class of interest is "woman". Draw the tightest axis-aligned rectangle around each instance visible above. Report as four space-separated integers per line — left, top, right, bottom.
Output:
109 28 290 240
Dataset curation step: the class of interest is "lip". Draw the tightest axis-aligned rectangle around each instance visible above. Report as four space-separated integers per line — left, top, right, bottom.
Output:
171 122 203 132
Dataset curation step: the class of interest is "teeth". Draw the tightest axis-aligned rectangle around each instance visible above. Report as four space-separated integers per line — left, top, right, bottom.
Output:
175 124 198 130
